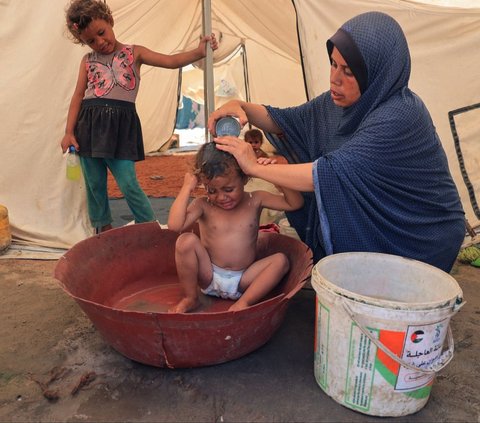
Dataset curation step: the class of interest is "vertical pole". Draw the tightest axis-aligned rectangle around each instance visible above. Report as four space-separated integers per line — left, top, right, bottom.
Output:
241 45 251 129
202 0 214 143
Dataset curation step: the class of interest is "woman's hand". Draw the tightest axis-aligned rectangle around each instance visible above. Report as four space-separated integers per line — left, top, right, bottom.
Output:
216 138 315 191
207 101 248 136
214 136 258 176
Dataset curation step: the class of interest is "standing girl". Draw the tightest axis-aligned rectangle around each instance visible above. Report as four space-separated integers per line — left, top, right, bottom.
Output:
61 0 218 234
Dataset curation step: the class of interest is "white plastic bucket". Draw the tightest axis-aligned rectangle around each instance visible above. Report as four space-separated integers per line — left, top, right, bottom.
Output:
312 252 464 417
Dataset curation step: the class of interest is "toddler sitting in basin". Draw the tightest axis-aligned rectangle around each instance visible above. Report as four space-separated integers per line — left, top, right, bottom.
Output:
168 142 304 313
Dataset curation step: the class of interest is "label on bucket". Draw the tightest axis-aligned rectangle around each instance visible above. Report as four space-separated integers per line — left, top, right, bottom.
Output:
342 319 447 410
395 318 449 391
345 325 378 411
315 302 330 390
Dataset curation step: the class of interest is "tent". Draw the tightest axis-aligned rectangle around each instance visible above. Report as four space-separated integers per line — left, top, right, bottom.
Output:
1 0 479 248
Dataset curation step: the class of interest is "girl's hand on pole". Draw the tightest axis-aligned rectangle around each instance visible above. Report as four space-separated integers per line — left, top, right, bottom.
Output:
199 33 218 56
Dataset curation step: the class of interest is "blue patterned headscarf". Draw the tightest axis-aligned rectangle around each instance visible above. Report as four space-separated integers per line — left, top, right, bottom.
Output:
266 12 465 271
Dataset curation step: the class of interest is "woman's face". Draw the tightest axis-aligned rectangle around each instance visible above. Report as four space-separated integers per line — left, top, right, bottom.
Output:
329 47 361 107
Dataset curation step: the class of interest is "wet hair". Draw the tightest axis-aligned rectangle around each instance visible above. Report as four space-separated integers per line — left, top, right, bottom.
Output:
65 0 113 44
244 129 263 144
194 142 247 182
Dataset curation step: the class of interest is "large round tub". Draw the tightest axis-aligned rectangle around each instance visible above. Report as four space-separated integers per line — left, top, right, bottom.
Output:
54 222 313 368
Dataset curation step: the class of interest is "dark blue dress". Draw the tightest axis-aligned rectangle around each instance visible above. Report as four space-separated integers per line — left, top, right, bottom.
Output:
266 12 465 272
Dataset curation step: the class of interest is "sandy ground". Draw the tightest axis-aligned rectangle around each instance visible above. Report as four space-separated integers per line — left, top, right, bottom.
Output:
1 154 479 421
107 153 200 199
0 257 479 422
106 153 288 200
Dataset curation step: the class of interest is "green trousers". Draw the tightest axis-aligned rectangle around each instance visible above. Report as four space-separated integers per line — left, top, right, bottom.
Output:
79 157 155 229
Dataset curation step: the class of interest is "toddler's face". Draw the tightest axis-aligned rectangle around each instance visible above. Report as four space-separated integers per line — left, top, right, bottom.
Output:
202 169 246 210
245 137 262 151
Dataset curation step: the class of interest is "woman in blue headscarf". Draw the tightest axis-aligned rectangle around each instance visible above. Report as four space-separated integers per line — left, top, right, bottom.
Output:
210 12 465 272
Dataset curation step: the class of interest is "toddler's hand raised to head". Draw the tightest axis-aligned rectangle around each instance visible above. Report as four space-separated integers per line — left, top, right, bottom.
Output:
183 172 199 192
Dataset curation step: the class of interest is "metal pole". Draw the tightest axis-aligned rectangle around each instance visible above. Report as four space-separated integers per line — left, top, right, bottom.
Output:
241 44 252 129
202 0 215 143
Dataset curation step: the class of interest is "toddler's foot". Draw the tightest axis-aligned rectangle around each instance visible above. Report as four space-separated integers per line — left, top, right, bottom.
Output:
228 300 249 312
168 297 200 313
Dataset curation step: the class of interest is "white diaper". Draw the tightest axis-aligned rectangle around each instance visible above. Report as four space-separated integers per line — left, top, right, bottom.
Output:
201 264 244 300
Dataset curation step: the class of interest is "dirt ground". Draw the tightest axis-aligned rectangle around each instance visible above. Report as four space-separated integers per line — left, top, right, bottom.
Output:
1 154 479 421
107 153 200 199
106 153 288 199
0 257 479 422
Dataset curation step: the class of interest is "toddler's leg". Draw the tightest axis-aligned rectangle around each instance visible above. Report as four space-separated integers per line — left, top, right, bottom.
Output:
230 252 290 311
79 157 113 230
107 159 155 223
169 232 213 313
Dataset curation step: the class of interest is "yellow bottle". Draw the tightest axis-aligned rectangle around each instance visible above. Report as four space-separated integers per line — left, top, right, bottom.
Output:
66 146 81 181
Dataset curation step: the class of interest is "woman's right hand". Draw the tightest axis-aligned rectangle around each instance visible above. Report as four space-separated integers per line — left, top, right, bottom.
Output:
207 100 248 136
60 134 79 153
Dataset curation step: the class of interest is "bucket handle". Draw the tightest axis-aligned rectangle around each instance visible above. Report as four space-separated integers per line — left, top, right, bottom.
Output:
342 300 454 375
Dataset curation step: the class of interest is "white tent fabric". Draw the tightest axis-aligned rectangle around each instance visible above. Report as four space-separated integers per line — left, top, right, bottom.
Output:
0 0 305 248
1 0 479 248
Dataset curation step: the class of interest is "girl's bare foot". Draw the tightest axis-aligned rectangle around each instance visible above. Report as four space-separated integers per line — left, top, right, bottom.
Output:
168 297 200 313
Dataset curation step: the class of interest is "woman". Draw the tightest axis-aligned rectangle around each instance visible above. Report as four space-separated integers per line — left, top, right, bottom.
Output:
210 11 465 272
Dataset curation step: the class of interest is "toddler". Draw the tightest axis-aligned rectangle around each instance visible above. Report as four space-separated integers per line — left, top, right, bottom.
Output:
168 143 304 313
244 129 268 159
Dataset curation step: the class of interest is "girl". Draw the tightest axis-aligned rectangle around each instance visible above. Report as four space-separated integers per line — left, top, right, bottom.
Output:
61 0 218 234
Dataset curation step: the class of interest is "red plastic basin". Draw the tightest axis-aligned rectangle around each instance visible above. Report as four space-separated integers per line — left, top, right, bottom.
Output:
54 222 312 368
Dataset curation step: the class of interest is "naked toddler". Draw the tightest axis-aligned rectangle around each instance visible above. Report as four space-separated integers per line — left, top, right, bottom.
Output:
167 142 304 313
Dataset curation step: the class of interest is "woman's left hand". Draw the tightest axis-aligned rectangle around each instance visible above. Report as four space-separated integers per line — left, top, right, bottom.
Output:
214 136 258 175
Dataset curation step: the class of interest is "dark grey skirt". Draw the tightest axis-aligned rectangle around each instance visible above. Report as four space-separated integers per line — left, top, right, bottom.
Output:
75 98 145 161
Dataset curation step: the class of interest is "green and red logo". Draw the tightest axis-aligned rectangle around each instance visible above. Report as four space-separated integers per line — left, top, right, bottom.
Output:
374 329 433 399
410 330 424 343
